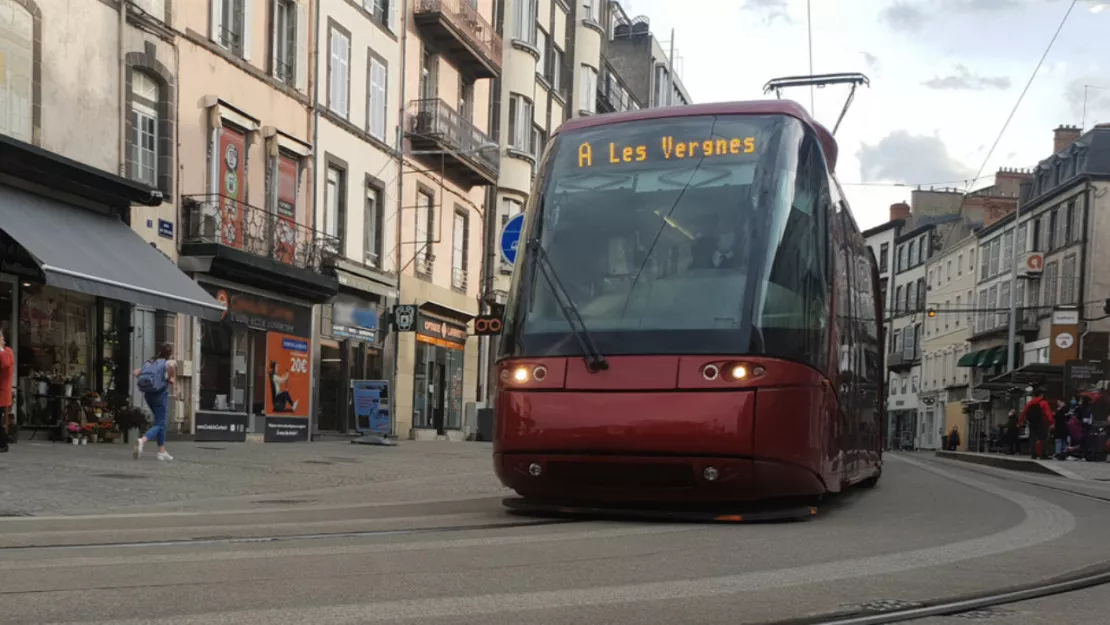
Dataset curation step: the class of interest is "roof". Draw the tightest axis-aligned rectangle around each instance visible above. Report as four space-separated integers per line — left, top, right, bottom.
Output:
862 219 904 239
554 99 839 172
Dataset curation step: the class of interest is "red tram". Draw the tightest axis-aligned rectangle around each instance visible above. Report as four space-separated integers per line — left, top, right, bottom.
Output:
492 98 883 508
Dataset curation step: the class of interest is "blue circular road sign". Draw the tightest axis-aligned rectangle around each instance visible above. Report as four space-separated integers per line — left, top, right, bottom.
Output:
499 213 525 265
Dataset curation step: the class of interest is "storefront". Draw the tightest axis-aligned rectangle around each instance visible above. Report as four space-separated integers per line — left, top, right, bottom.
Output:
193 281 315 442
0 135 225 442
411 310 468 436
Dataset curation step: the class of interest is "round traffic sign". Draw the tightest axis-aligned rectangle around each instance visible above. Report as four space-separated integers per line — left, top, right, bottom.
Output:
499 213 525 266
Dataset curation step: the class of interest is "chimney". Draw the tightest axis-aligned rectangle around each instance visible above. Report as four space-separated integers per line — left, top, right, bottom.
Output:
889 202 911 222
1054 124 1081 153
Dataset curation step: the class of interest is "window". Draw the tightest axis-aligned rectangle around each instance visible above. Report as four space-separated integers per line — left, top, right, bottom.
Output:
549 46 564 91
1043 261 1058 307
365 184 382 268
916 278 925 312
128 71 159 186
1054 206 1067 249
1017 222 1027 254
998 281 1010 328
580 65 598 113
966 290 972 325
508 94 533 152
946 260 951 282
451 209 469 291
363 0 397 31
367 53 388 140
134 0 166 20
954 295 960 326
457 78 474 123
536 28 547 79
0 0 34 142
987 238 999 277
653 65 670 107
895 285 903 314
415 189 434 275
272 0 297 83
328 27 350 118
213 0 247 57
583 0 600 22
957 253 963 275
1061 254 1077 305
514 0 537 45
908 239 917 267
879 243 889 272
324 165 346 243
1069 199 1082 243
977 288 987 332
944 299 950 329
532 124 546 162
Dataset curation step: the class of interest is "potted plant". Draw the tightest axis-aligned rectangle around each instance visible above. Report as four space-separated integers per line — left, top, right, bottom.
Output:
65 421 81 444
114 406 150 444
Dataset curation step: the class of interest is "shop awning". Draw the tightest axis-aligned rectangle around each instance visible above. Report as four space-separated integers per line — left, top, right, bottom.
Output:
974 346 1003 368
957 350 981 367
989 343 1023 368
0 185 226 321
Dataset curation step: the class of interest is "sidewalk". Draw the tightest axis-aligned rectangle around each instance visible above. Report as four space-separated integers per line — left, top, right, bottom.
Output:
934 450 1110 481
0 439 508 517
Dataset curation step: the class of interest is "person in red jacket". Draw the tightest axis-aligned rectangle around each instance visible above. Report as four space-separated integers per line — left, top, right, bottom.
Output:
0 328 12 453
1019 388 1052 459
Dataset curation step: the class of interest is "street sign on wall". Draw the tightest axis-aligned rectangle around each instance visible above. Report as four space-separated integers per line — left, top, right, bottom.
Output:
499 213 524 265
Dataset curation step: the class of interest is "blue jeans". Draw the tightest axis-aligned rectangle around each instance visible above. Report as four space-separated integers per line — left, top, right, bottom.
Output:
1055 438 1067 455
143 390 168 447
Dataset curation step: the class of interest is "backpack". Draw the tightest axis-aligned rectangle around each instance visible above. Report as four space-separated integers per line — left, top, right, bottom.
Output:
136 359 167 394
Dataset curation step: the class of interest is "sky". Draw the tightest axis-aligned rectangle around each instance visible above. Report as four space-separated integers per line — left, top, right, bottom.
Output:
614 0 1110 230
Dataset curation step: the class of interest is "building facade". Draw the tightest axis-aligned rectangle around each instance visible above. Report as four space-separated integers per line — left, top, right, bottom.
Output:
312 0 403 434
175 0 338 442
887 224 933 449
0 0 225 443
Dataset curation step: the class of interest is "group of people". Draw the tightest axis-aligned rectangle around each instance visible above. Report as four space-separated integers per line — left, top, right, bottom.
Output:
1003 388 1096 460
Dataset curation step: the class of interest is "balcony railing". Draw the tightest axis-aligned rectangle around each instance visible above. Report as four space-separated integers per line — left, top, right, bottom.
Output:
181 194 340 272
414 0 502 78
973 307 1040 337
408 98 499 183
451 266 468 291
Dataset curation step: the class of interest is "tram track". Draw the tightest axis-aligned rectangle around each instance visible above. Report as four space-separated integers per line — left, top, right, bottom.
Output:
760 455 1110 625
0 517 578 553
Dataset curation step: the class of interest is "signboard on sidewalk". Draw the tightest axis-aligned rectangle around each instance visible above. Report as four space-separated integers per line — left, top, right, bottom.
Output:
1064 359 1110 423
194 411 249 442
352 379 391 435
264 416 310 442
264 332 310 418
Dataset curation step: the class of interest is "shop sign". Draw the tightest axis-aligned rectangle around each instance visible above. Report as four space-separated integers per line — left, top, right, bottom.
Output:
415 311 468 350
201 283 312 337
264 416 310 442
194 411 250 442
352 379 391 435
265 332 311 418
332 301 379 343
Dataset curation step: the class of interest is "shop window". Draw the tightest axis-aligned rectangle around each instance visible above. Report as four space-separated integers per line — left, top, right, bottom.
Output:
0 0 37 143
412 341 464 432
199 319 247 412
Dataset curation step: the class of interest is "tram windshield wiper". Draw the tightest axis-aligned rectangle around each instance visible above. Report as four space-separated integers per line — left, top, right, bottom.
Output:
525 238 609 372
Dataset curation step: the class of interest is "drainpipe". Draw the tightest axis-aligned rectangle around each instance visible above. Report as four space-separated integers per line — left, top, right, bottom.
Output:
390 1 410 439
1077 178 1094 358
311 0 321 229
118 0 128 177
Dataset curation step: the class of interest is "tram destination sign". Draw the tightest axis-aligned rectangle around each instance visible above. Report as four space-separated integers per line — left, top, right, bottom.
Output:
575 135 757 168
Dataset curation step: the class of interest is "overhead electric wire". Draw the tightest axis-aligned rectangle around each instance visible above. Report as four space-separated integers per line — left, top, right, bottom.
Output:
962 0 1078 195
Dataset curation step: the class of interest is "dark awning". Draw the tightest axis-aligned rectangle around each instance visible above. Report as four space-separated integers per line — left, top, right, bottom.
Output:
975 346 1003 368
957 350 981 367
0 185 225 320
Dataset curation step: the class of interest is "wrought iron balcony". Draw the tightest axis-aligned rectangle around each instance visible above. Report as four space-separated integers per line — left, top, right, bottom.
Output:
181 194 340 273
407 98 499 186
413 0 502 79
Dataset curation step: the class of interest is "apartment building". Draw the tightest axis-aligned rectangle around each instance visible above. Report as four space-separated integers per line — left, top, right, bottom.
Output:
887 223 933 448
920 231 977 451
312 0 403 434
0 0 227 443
394 0 500 439
175 0 338 441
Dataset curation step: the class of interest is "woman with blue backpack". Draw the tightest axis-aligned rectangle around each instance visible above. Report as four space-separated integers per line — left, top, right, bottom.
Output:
132 343 176 461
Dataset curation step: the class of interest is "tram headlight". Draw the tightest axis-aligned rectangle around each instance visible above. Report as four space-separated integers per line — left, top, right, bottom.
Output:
512 367 530 383
729 365 748 380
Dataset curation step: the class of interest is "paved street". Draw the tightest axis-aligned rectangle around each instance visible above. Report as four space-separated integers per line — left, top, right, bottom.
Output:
0 440 506 516
1 451 1109 624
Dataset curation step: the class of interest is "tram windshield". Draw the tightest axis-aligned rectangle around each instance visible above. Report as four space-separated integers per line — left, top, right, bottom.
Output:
501 113 832 366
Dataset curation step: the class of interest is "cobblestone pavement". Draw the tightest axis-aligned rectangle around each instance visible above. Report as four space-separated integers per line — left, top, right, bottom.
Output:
0 438 507 516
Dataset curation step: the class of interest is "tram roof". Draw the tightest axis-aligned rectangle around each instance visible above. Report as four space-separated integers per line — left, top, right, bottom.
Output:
556 100 839 173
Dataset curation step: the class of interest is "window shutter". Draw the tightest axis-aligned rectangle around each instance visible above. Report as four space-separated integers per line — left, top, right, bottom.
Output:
388 0 398 33
242 0 253 60
210 0 223 42
269 1 279 77
295 1 309 91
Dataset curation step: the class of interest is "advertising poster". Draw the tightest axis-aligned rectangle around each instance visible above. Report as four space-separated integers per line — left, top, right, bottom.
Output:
218 126 247 249
1064 360 1110 423
264 331 311 417
352 380 391 435
274 154 299 265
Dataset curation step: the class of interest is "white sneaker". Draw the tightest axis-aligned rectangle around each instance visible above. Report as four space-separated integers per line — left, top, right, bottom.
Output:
133 439 144 460
157 451 173 461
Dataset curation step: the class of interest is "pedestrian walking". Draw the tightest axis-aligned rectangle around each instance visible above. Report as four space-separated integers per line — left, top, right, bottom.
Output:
0 329 13 453
1019 388 1052 459
132 343 176 461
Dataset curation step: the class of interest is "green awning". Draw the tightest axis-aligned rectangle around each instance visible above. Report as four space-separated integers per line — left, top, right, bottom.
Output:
990 344 1023 368
957 350 981 367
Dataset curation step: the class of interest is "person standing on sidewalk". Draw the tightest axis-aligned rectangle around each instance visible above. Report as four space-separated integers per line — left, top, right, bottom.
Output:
132 343 175 461
1052 399 1072 458
1019 388 1052 459
0 329 13 453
